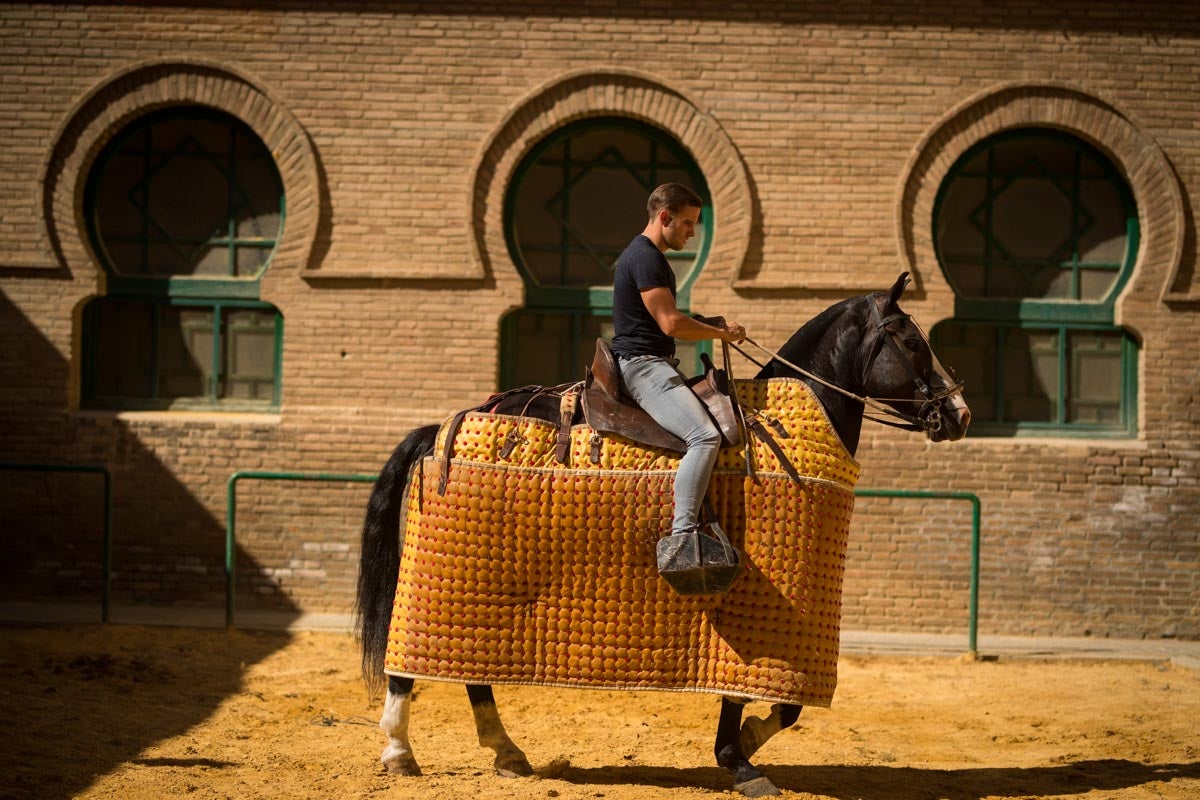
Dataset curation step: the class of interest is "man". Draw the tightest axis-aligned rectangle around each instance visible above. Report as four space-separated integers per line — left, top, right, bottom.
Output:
611 183 746 538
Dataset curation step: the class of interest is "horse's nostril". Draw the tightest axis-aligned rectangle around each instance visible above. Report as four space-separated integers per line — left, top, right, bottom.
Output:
961 408 972 430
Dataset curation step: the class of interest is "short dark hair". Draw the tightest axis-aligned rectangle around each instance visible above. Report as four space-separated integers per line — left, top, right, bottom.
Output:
647 183 704 219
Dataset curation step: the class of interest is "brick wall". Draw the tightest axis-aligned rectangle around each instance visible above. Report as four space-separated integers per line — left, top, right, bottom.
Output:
1 1 1197 639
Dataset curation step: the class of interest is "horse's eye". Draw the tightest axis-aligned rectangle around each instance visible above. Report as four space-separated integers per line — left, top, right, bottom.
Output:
905 338 921 352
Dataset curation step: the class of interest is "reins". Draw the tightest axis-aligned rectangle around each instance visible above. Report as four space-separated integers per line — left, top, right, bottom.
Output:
732 338 921 429
730 315 963 435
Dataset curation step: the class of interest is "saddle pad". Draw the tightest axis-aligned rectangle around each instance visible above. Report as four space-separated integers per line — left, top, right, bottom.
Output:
384 378 861 706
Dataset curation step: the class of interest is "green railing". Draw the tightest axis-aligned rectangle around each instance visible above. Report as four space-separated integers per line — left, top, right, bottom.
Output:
854 489 983 655
223 473 982 651
0 466 982 646
0 462 113 623
225 470 377 628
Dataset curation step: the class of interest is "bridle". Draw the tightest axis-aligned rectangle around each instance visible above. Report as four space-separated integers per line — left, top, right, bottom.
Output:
732 299 963 435
860 299 965 432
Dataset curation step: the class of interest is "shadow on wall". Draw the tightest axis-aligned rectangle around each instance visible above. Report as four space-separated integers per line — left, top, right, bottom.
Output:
0 288 307 624
0 287 309 796
226 0 1199 37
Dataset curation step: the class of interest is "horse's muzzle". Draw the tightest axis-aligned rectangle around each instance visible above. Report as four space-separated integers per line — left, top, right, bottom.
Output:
925 394 971 442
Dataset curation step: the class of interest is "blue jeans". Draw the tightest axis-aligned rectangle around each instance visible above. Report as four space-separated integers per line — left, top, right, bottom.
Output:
618 355 721 534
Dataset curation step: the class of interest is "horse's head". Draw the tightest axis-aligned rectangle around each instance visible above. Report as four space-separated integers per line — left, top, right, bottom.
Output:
860 273 971 442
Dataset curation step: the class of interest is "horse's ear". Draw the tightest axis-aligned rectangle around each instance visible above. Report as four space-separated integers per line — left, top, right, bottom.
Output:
888 272 911 305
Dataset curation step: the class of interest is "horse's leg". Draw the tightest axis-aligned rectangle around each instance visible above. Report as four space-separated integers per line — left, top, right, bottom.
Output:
715 698 782 797
466 684 533 777
379 676 421 775
740 703 803 759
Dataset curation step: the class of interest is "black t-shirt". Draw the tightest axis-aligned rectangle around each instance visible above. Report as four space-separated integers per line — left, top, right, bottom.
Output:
611 235 677 359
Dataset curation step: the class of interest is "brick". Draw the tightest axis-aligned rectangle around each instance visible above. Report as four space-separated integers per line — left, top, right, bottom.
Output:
0 1 1197 640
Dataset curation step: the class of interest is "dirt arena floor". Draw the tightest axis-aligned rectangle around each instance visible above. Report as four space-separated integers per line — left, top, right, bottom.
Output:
1 625 1198 800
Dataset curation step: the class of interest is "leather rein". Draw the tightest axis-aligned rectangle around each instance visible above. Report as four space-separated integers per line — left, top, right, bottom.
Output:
731 301 963 435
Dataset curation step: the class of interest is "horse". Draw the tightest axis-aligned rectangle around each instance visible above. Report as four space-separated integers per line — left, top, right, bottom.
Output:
355 273 970 797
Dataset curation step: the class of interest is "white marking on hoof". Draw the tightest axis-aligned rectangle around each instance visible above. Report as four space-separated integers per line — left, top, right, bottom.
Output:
734 775 782 797
379 689 419 776
495 756 534 778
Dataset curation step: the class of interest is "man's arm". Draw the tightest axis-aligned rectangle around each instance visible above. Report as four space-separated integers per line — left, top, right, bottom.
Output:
640 286 746 343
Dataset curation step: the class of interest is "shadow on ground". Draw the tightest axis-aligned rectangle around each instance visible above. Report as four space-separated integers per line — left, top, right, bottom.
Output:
0 624 293 800
1 285 309 798
550 759 1200 799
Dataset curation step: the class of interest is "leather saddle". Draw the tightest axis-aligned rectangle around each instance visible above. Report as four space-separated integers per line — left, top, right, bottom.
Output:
582 339 743 453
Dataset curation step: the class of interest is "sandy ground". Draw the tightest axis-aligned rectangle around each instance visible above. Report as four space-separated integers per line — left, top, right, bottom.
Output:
0 625 1198 800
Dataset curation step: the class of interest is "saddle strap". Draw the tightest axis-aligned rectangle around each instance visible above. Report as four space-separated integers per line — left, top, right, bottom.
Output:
437 385 543 495
437 407 473 495
746 416 802 484
555 388 579 465
721 340 753 476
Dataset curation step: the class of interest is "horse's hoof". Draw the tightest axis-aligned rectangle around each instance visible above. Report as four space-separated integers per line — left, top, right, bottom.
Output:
734 776 782 797
495 756 534 778
382 753 422 776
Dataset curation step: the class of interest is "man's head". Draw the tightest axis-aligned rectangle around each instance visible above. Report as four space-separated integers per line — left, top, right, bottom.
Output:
646 183 703 252
647 183 704 220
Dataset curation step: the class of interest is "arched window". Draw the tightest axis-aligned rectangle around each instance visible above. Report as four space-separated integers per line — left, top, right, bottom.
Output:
931 128 1138 435
82 107 284 410
500 117 711 388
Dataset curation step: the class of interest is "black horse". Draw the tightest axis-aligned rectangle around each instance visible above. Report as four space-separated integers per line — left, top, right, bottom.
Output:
356 273 970 797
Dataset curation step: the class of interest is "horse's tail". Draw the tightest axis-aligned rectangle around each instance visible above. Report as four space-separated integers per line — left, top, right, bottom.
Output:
355 423 438 698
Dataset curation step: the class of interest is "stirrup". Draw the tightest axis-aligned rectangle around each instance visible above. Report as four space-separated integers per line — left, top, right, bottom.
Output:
655 520 742 596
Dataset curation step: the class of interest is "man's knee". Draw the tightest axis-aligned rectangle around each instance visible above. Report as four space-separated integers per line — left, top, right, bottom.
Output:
686 421 722 451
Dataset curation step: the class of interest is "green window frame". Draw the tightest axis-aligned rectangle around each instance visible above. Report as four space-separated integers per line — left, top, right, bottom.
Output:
932 320 1136 434
500 116 712 389
81 106 285 411
81 298 283 411
931 128 1138 437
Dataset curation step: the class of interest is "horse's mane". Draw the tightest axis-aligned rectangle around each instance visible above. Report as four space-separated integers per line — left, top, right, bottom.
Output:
755 293 874 379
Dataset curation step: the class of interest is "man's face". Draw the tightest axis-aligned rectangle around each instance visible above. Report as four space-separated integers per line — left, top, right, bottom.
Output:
662 205 701 251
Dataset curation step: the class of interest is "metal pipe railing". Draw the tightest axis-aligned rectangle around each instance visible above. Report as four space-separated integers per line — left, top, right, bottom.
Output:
0 462 113 622
225 470 377 628
223 471 980 652
854 489 983 656
0 465 981 646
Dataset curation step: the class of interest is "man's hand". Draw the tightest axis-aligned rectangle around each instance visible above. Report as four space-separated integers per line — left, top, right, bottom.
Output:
693 314 745 344
720 322 746 344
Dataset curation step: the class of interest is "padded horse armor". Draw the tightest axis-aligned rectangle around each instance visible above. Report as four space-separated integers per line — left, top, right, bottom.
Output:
385 378 862 706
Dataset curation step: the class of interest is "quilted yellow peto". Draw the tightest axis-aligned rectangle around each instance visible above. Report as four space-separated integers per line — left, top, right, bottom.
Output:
384 378 861 706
